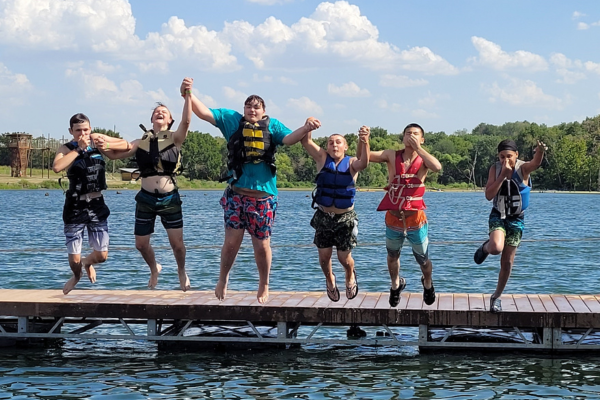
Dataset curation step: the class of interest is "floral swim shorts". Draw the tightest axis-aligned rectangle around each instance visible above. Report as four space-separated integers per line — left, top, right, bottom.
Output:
220 186 277 240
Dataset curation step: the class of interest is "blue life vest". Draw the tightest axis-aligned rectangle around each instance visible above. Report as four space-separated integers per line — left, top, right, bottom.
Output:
493 159 531 219
313 155 355 209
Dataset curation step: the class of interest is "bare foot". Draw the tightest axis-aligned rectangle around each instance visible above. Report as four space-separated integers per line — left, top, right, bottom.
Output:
148 263 162 289
257 283 269 304
84 265 97 284
215 278 228 301
179 272 191 292
63 275 80 295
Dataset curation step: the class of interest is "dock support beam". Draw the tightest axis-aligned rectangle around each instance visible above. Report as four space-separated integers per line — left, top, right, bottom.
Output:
18 317 27 334
148 319 157 337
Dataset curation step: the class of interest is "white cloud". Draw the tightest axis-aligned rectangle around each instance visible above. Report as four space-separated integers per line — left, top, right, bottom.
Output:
572 11 586 19
0 63 33 106
64 64 171 105
222 1 457 74
577 22 590 30
411 109 439 119
223 86 248 104
484 77 564 110
417 93 449 107
380 74 428 88
328 82 370 97
585 61 600 75
0 1 239 72
470 36 548 71
195 92 217 108
0 0 138 51
286 96 323 114
549 53 587 84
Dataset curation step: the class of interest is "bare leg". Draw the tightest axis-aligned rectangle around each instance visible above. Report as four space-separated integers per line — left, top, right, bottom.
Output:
63 254 83 295
317 247 335 292
492 245 517 298
135 234 161 289
420 259 433 289
387 253 401 290
166 228 189 291
81 250 108 284
216 227 244 301
336 249 356 289
251 235 272 304
486 230 506 256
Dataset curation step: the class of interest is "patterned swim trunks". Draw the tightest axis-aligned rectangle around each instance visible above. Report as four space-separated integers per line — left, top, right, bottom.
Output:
310 208 358 251
220 186 277 240
488 209 525 247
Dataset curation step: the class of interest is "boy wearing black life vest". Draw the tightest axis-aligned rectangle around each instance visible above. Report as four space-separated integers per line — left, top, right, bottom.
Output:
53 113 130 295
302 127 370 302
110 79 193 292
369 123 442 307
474 139 546 313
184 79 321 304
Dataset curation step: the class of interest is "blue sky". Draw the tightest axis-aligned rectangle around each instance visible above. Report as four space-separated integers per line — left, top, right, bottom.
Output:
0 0 599 141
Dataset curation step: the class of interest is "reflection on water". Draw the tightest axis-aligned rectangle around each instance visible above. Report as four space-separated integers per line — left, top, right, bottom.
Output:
2 190 600 398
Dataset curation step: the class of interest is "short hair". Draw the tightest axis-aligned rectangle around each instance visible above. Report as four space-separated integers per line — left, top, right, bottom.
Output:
244 95 265 110
328 134 347 144
69 113 90 129
151 102 175 130
403 123 424 135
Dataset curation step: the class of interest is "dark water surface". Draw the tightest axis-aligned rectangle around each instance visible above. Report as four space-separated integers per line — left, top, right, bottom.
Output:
1 189 600 399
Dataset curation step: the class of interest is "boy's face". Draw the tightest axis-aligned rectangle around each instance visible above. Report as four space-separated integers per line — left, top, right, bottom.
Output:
69 122 91 140
402 127 424 147
326 134 348 159
244 100 265 123
499 150 519 168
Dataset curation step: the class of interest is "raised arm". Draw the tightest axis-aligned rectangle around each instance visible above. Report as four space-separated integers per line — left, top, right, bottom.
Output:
172 77 193 146
301 129 327 165
282 117 321 145
520 140 547 178
90 133 132 160
404 134 442 172
369 149 394 164
351 126 370 173
181 78 216 125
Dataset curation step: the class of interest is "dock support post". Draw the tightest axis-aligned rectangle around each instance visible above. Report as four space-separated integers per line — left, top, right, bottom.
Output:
148 319 157 337
277 322 288 339
418 324 429 347
552 327 563 350
18 317 27 334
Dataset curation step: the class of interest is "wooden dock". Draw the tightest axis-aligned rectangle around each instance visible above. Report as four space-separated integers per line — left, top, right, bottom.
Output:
1 289 600 352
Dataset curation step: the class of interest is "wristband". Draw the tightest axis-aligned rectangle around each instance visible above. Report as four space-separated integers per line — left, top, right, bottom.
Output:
106 142 110 150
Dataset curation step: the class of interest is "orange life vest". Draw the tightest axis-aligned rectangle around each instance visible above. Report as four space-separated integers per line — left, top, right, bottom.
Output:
377 150 426 211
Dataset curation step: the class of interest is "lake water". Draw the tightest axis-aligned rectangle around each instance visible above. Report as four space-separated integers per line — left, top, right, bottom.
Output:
1 189 600 399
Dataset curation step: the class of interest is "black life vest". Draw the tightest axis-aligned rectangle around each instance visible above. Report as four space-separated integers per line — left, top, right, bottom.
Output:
64 141 107 198
312 155 355 209
135 129 182 179
493 159 531 219
220 116 276 185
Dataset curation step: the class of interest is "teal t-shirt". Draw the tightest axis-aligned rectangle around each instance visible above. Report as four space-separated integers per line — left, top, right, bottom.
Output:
211 108 291 196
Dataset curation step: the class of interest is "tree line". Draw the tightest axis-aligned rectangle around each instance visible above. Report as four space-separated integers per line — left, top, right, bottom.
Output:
2 114 600 190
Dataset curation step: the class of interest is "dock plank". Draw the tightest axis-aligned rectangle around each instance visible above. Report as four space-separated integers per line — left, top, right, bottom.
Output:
453 293 469 311
513 294 534 312
437 293 454 311
551 295 575 312
527 294 546 312
581 295 600 313
468 294 485 311
565 295 591 313
539 294 559 312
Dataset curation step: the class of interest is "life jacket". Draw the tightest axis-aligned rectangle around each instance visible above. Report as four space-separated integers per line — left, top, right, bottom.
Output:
493 159 531 219
377 150 426 211
220 116 276 185
135 128 182 179
63 141 107 199
312 155 356 209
